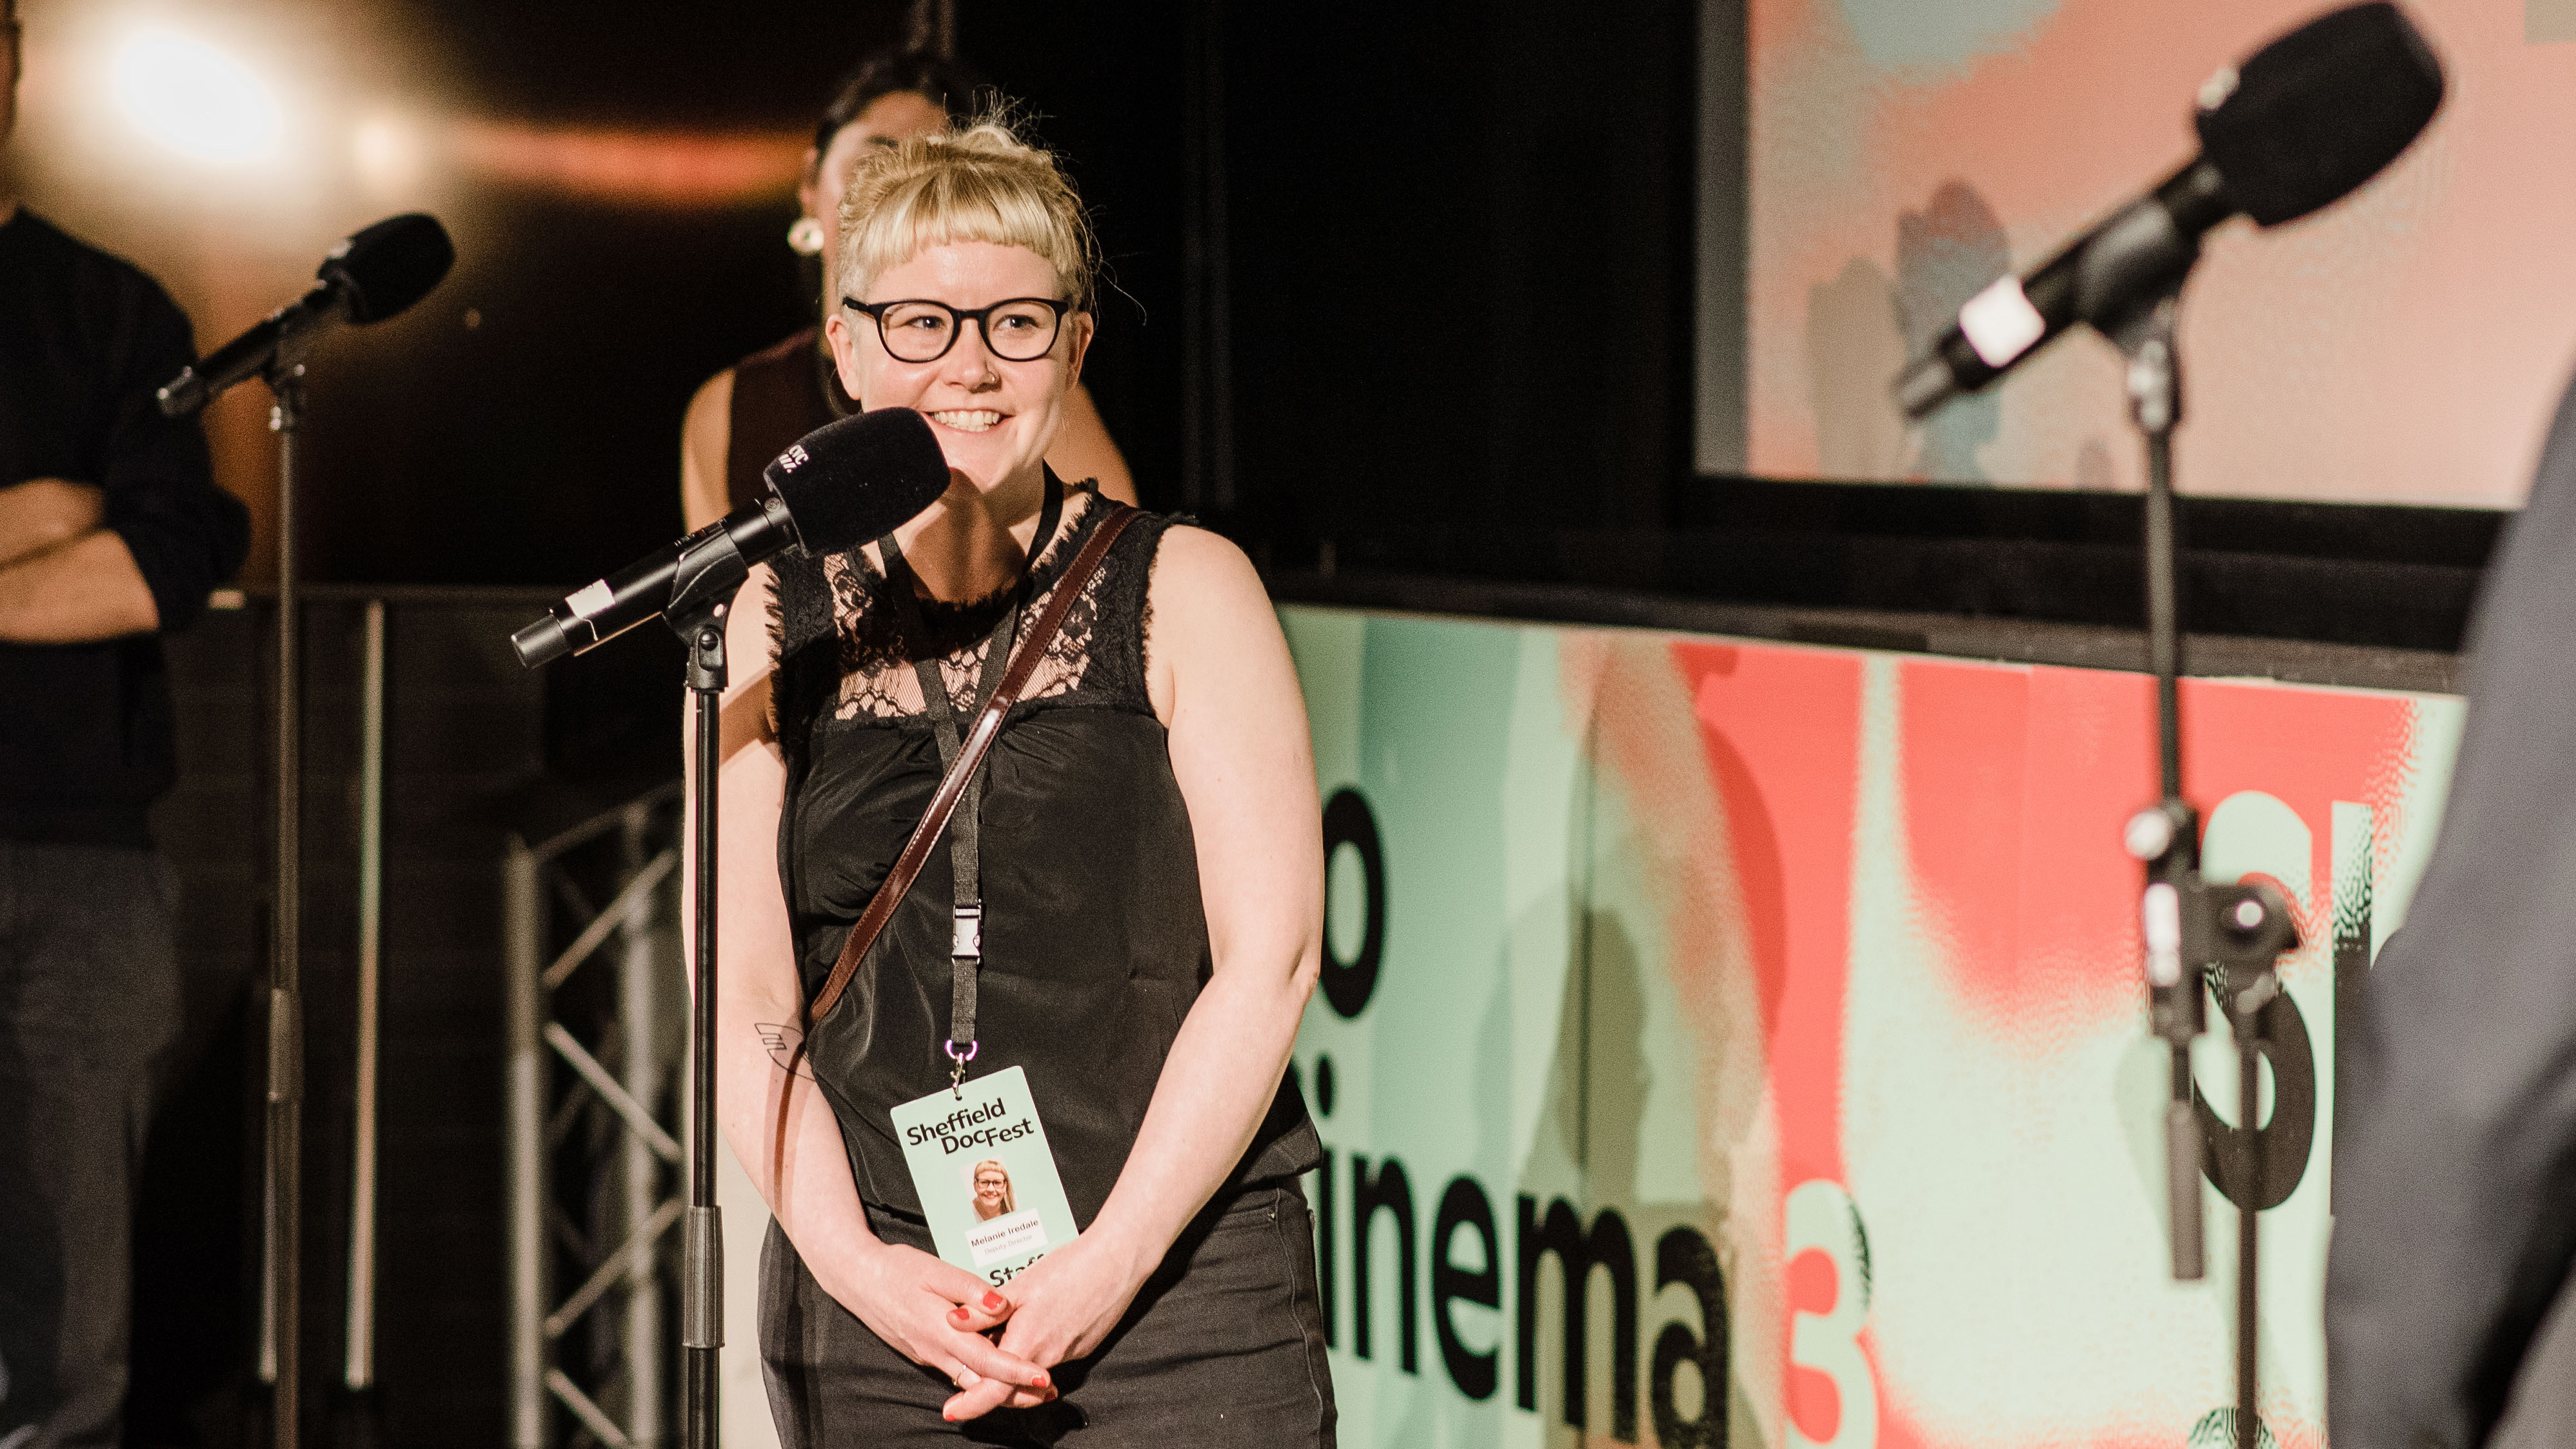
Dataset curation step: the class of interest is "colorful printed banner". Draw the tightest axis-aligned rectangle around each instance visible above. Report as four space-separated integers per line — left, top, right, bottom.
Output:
1283 605 2462 1448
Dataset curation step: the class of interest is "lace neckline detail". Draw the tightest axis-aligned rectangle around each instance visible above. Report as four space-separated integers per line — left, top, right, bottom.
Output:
809 481 1112 725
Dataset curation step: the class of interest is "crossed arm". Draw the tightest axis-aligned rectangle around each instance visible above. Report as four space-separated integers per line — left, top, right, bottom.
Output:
0 478 161 643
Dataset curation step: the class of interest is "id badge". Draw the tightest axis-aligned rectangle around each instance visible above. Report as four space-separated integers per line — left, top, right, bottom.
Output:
889 1065 1078 1286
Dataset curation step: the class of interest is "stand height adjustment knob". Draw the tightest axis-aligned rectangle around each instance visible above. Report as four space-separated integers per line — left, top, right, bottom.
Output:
2124 805 2179 861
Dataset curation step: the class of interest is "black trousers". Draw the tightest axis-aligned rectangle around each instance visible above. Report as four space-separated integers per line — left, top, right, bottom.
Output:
0 843 179 1449
760 1184 1336 1448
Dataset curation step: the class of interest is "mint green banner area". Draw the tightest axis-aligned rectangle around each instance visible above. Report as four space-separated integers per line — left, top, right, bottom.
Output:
1276 604 2467 1449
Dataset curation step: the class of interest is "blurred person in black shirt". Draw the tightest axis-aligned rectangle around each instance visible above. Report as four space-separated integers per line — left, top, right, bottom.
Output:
2327 362 2576 1445
0 3 252 1444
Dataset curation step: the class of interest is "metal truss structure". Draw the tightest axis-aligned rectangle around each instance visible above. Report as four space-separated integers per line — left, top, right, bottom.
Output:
505 784 686 1449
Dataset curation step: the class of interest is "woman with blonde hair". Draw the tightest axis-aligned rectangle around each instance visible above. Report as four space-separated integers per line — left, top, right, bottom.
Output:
679 49 1133 531
709 110 1333 1445
970 1161 1014 1222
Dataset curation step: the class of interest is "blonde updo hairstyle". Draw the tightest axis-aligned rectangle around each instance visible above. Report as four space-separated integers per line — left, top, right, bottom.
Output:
832 110 1098 323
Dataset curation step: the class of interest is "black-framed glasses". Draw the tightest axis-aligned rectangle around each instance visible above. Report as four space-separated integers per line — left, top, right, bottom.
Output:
840 296 1073 364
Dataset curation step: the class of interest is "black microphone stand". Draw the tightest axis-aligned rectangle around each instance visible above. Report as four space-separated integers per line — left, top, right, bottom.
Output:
259 359 308 1449
2108 292 2299 1449
673 583 730 1449
152 223 449 1449
514 526 749 1449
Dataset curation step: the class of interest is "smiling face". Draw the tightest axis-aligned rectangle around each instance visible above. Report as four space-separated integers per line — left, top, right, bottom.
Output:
824 239 1092 494
972 1164 1009 1215
798 91 948 273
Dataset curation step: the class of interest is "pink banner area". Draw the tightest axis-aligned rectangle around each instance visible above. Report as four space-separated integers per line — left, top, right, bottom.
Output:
1618 641 2442 1446
1288 608 2462 1447
1748 0 2576 505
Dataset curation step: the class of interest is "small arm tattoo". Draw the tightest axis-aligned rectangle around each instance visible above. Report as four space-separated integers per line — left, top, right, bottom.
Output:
757 1023 815 1080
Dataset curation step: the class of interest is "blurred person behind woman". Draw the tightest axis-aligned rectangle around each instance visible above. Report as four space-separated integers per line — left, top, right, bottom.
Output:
682 48 1133 528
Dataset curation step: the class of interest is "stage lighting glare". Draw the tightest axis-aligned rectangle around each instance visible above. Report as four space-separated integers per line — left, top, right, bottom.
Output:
352 115 425 195
111 29 284 165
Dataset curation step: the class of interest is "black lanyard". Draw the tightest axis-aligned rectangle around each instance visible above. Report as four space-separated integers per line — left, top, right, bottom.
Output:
878 474 1064 1091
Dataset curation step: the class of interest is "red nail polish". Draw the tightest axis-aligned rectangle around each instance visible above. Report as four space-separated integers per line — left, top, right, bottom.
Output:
1033 1371 1050 1388
984 1290 1006 1310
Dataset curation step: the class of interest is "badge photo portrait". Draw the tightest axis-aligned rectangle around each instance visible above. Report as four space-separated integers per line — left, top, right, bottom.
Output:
960 1154 1048 1267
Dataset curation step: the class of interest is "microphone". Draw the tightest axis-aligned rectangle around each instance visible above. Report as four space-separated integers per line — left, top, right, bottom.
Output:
157 214 457 418
1894 1 2443 420
510 407 952 669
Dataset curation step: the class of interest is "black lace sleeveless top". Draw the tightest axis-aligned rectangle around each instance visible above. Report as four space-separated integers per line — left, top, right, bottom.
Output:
769 483 1320 1225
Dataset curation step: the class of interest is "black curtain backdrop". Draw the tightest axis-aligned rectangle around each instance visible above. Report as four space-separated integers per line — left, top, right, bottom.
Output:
288 0 1709 588
1218 0 1703 564
301 0 908 586
297 1 1200 587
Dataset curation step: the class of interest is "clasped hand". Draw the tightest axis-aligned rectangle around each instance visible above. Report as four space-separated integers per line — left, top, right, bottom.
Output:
936 1230 1154 1422
827 1240 1057 1420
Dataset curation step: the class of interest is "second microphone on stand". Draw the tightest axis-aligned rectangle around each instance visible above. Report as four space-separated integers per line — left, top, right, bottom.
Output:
157 213 457 419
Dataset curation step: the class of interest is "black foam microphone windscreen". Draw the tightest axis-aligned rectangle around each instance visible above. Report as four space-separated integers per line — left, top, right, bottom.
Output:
2196 2 2446 228
1894 1 2445 419
510 407 955 668
322 214 456 325
764 406 955 555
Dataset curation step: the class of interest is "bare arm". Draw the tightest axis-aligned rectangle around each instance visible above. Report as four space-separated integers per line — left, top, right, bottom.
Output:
978 525 1321 1386
1045 383 1138 506
0 479 106 568
0 528 161 643
697 566 815 1220
694 567 1054 1411
680 370 735 532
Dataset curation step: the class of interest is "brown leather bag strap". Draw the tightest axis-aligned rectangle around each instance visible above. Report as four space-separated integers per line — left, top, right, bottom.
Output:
807 503 1142 1023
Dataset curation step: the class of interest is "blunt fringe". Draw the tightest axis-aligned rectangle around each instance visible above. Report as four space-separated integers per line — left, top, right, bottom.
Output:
833 106 1098 317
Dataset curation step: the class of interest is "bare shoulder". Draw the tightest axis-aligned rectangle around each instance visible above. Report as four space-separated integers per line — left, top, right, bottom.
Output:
685 368 736 435
680 369 737 531
718 561 779 758
1145 523 1265 614
1143 525 1291 725
725 563 780 691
